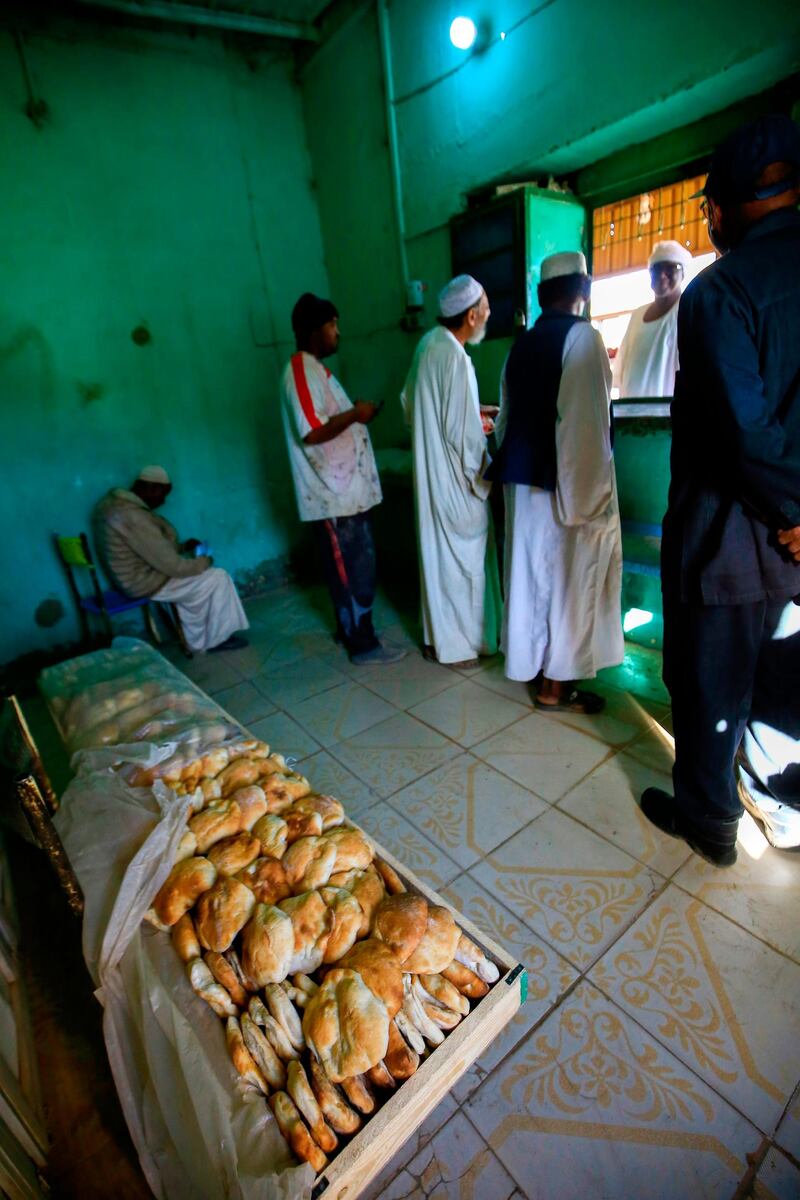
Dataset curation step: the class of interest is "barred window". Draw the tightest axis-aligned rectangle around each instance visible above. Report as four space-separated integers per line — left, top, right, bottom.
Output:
592 174 713 277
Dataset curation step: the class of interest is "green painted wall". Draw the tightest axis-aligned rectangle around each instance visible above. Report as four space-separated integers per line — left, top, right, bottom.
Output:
0 19 330 664
302 1 800 648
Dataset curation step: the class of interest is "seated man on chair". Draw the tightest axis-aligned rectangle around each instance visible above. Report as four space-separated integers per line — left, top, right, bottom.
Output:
93 465 249 653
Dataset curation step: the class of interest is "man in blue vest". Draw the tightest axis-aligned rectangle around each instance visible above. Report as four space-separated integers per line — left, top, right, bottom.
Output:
641 114 800 866
487 251 623 713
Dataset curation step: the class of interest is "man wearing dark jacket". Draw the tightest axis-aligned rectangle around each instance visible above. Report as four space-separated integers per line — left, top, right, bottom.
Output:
642 114 800 867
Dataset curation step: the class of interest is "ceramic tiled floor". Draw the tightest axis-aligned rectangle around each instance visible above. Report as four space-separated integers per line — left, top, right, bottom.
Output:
163 583 800 1199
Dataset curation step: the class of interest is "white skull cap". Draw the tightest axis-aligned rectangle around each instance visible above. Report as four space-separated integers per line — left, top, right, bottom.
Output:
137 465 171 485
540 251 588 281
438 274 484 317
648 240 692 269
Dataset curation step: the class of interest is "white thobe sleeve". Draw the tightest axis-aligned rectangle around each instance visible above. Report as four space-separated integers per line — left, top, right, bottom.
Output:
555 323 614 527
443 353 491 499
611 315 631 394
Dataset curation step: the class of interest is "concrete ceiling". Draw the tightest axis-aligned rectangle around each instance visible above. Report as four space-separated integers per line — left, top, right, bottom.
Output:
74 0 335 41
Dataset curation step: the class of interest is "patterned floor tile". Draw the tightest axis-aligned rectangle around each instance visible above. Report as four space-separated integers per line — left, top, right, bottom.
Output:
622 722 676 775
247 711 321 761
470 662 535 707
359 1094 458 1200
467 980 760 1200
589 885 800 1132
774 1084 800 1160
212 680 276 726
557 750 691 877
409 679 529 749
295 750 382 822
176 653 241 694
673 842 800 966
357 802 461 890
470 808 664 969
441 873 578 1103
359 652 460 710
251 655 349 709
472 713 613 803
329 712 461 799
546 682 659 750
230 629 335 680
390 754 546 870
363 1111 517 1200
752 1147 800 1200
291 682 397 747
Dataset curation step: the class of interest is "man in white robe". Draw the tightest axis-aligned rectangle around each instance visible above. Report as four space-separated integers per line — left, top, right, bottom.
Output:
487 252 623 712
613 240 692 398
401 275 500 667
94 465 249 653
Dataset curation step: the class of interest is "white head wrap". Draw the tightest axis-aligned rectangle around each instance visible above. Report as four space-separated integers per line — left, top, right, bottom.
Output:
648 240 692 269
540 251 588 281
137 465 171 485
438 274 483 317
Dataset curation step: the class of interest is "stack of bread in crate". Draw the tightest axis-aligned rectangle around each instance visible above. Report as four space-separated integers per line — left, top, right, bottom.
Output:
148 738 499 1173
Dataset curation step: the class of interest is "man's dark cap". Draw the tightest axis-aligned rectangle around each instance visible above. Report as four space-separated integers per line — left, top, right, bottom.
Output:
291 293 339 341
692 114 800 203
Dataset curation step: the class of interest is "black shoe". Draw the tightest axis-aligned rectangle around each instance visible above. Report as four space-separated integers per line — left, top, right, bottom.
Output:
640 787 739 868
209 634 249 653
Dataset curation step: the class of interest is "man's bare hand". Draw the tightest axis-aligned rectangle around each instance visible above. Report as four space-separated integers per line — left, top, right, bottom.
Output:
480 405 500 416
354 400 379 424
777 527 800 562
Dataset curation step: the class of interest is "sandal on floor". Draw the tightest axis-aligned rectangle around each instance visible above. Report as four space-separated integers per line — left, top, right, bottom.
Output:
422 645 438 663
535 688 605 714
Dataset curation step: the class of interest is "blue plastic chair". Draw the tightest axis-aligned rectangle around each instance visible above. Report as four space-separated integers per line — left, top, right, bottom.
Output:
54 533 191 655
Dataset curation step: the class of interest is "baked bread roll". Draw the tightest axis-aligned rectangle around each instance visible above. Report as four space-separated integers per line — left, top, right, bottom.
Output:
279 891 332 974
454 932 500 983
251 814 289 860
284 810 323 844
394 1010 425 1055
200 778 222 804
308 1058 361 1135
217 758 264 797
153 857 217 926
372 894 427 963
337 938 403 1019
375 858 406 895
340 1074 375 1115
172 913 202 963
422 998 461 1030
195 877 256 952
204 951 248 1008
401 974 444 1046
291 794 344 831
348 866 386 937
319 887 362 963
262 772 311 811
366 1060 395 1090
419 973 470 1016
441 960 489 999
237 857 292 905
240 903 294 986
303 967 389 1082
264 983 304 1052
173 829 198 864
225 1016 269 1095
240 1012 286 1090
189 799 244 855
269 1092 327 1174
282 836 338 893
287 1061 337 1153
225 946 256 995
207 832 261 876
188 959 238 1018
322 827 373 874
226 785 267 831
248 997 301 1062
402 905 460 975
385 1018 419 1079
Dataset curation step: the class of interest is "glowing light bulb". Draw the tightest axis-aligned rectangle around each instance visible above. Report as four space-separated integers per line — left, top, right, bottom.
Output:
450 16 477 49
500 30 506 39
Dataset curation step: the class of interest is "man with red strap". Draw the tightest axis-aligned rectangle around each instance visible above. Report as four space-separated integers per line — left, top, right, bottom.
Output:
280 293 405 665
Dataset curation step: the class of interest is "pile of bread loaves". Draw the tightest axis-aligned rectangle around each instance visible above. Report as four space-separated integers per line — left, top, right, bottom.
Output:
148 738 500 1174
49 666 237 755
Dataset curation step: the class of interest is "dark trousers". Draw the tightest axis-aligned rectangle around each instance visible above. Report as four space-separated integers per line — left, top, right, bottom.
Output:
312 512 379 656
663 593 800 830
